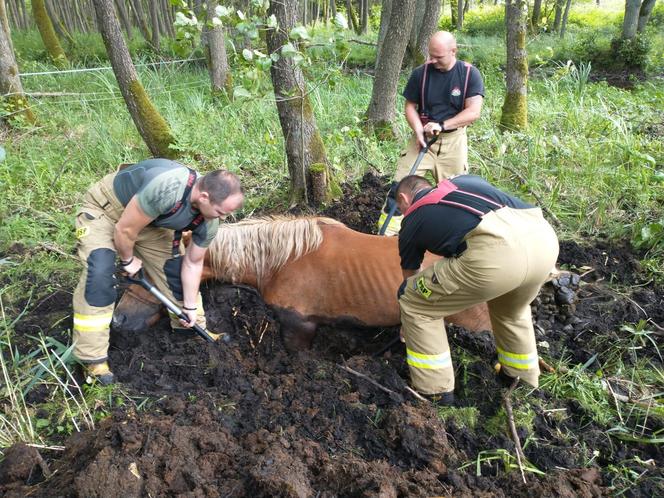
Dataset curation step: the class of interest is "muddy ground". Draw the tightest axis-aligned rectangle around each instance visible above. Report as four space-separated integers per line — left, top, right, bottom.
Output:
1 173 662 497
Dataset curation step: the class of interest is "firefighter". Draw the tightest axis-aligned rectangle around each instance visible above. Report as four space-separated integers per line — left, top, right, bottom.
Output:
378 31 484 236
73 158 243 384
395 174 559 403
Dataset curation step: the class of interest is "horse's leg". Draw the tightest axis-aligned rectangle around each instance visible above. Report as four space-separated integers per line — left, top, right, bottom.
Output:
274 308 318 351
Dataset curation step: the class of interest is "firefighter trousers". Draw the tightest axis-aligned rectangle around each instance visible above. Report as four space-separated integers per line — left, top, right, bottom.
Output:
378 129 469 236
398 207 559 394
72 174 206 364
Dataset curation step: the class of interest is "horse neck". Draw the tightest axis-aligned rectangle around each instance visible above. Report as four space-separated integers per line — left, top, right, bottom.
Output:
201 262 261 289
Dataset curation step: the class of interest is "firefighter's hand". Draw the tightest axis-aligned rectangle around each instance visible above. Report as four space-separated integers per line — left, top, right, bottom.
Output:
180 307 197 328
121 257 143 277
423 122 442 136
399 327 406 343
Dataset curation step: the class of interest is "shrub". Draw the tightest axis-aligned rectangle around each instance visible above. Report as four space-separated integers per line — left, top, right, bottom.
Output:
611 34 651 69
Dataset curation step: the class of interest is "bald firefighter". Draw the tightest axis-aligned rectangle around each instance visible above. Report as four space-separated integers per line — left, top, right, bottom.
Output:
73 158 244 384
378 31 484 236
395 175 559 403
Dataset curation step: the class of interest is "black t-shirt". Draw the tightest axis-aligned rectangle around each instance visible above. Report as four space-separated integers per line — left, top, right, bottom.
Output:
402 60 485 124
398 175 533 270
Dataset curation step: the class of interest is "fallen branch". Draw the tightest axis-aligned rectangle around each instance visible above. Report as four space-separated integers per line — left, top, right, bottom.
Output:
337 364 403 402
538 357 568 374
503 376 527 484
404 385 428 402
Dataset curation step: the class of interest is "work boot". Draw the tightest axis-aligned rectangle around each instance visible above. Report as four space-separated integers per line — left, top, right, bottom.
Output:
85 362 114 385
421 391 455 406
494 363 518 388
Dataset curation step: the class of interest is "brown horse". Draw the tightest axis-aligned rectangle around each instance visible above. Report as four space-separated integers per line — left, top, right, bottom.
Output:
112 217 492 348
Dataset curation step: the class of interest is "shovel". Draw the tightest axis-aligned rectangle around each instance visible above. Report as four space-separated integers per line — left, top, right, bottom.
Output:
378 133 440 236
125 269 216 343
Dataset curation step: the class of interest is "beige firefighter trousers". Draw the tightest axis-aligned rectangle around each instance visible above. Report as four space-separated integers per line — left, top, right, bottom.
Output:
378 129 469 236
72 174 206 364
398 207 559 394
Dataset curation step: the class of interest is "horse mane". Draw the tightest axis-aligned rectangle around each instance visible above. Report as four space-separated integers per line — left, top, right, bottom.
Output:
208 216 343 286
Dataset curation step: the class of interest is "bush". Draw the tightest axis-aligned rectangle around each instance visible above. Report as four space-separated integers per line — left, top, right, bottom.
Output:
611 34 651 69
439 6 505 37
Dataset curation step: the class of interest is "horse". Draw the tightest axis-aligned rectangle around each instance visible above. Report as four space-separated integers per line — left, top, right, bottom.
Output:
112 216 492 349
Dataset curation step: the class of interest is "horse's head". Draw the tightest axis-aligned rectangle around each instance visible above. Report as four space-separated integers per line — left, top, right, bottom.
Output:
112 284 164 332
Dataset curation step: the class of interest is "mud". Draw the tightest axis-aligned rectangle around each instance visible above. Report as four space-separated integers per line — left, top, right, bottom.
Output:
1 173 662 497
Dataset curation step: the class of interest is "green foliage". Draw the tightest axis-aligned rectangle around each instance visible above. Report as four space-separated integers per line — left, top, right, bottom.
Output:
611 34 651 70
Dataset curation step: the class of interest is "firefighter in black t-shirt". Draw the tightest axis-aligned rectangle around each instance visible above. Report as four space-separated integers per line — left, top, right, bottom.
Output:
378 31 485 236
395 175 559 403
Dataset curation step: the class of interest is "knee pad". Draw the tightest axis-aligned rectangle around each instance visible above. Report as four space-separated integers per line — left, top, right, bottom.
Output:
85 248 117 307
164 257 184 301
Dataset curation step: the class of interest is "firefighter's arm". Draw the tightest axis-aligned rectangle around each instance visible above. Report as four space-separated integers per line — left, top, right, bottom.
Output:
114 196 153 275
179 242 206 327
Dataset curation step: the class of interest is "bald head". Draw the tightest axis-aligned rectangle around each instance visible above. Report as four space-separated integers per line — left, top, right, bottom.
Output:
428 31 457 71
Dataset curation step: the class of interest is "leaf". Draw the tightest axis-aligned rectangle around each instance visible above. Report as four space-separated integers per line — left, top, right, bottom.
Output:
334 13 348 30
653 170 664 182
36 418 50 428
290 25 310 40
237 10 245 20
0 145 5 162
281 43 299 58
233 86 252 99
242 49 254 61
215 5 230 17
266 14 278 28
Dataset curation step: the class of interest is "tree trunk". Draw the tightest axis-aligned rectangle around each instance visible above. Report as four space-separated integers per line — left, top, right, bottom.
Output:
450 0 457 26
360 0 369 33
622 0 641 38
128 0 151 43
376 0 392 61
92 0 177 158
637 0 656 32
0 0 36 125
148 0 160 50
114 0 133 38
266 0 331 206
500 0 528 131
32 0 68 67
531 0 542 30
204 0 232 96
405 0 441 66
366 0 416 139
552 0 564 32
559 0 572 37
457 0 464 31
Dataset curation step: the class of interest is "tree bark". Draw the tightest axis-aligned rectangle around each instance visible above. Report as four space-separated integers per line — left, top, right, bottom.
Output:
114 0 133 38
405 0 441 66
266 0 331 206
32 0 68 67
148 0 160 50
376 0 392 61
500 0 528 131
457 0 464 31
128 0 151 43
552 0 564 32
637 0 656 32
531 0 542 31
366 0 416 139
0 0 36 125
92 0 177 158
559 0 572 37
204 0 232 96
360 0 369 33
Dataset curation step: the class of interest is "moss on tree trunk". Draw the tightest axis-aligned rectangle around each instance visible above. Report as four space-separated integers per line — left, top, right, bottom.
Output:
32 0 68 68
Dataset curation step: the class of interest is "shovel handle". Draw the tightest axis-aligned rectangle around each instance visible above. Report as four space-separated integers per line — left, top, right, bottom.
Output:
124 269 216 343
379 134 440 236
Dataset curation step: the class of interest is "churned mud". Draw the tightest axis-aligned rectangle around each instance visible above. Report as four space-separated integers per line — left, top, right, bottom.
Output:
1 173 662 497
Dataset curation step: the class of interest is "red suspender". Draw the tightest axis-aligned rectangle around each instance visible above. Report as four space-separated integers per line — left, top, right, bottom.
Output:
403 179 504 218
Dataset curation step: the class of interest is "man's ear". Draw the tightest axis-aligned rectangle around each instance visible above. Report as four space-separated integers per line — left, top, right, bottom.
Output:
198 190 210 203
